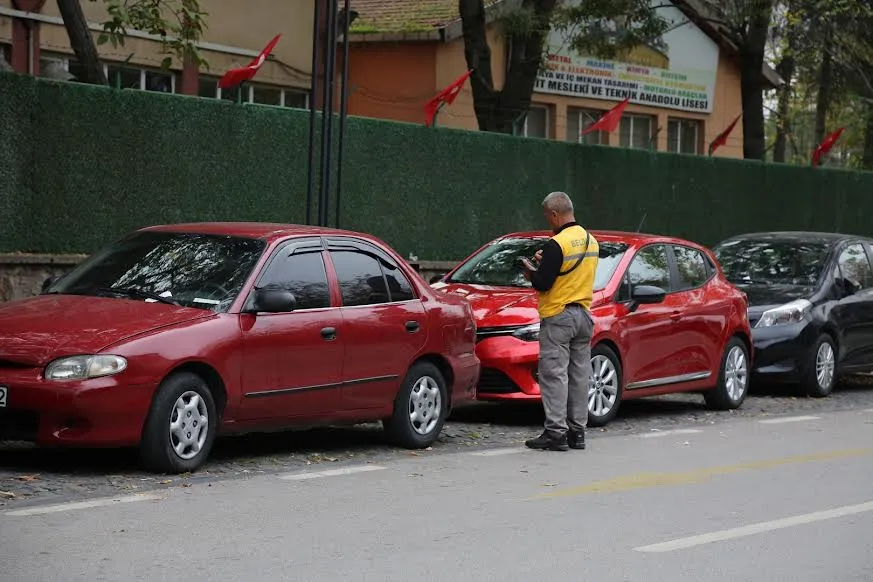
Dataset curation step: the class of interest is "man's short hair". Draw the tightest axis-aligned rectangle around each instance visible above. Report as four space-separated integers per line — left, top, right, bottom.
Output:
542 191 574 213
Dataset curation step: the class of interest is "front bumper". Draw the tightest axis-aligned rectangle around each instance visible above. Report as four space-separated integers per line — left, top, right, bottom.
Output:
750 321 818 384
0 368 155 447
474 335 542 401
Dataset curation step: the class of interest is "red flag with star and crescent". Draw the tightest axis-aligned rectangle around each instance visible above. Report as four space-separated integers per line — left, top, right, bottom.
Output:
424 70 472 127
580 97 630 136
218 34 282 89
708 113 741 156
812 127 845 166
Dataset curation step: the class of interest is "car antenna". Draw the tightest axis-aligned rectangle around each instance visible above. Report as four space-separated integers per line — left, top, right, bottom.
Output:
636 212 648 233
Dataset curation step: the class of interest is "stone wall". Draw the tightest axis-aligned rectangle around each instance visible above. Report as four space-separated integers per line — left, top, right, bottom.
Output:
0 256 458 303
0 254 86 302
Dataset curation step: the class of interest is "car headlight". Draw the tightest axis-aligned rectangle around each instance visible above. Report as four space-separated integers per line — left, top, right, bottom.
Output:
512 323 540 342
755 299 812 328
45 355 128 381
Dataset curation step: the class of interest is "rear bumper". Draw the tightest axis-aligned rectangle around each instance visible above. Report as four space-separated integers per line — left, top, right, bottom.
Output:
0 371 155 447
474 336 542 401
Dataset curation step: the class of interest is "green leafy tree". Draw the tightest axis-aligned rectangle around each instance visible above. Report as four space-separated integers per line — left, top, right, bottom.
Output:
458 0 671 133
56 0 208 86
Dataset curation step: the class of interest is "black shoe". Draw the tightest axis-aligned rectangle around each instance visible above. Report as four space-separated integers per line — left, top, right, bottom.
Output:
568 429 586 450
525 431 569 451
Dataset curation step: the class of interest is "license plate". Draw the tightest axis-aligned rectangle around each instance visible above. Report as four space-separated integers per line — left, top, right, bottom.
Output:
0 385 6 408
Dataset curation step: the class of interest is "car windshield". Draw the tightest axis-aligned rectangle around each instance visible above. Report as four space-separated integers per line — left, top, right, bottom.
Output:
48 231 267 312
446 236 629 290
713 238 831 289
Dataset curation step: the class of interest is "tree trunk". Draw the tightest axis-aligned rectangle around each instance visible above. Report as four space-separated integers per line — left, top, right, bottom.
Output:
863 103 873 170
56 0 107 85
813 42 832 147
738 0 773 161
772 33 797 163
459 0 557 133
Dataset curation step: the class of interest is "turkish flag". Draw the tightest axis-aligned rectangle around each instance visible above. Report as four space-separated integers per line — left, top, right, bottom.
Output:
218 34 282 89
812 127 845 166
424 70 472 127
580 97 630 136
708 113 741 156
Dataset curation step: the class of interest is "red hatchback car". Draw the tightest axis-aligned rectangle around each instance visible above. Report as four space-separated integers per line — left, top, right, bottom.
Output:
0 223 479 473
432 230 752 427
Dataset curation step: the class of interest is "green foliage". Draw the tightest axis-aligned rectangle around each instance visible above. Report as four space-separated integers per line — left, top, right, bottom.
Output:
94 0 209 68
549 0 670 60
2 73 873 260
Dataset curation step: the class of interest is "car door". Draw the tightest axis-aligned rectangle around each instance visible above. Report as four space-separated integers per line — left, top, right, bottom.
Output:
615 243 687 389
238 237 344 420
325 237 427 411
667 244 722 381
830 241 873 370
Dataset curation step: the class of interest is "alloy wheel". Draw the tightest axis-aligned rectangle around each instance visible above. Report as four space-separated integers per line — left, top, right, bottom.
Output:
589 355 618 418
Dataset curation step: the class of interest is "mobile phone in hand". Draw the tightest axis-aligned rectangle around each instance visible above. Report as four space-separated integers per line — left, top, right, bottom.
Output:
519 257 537 271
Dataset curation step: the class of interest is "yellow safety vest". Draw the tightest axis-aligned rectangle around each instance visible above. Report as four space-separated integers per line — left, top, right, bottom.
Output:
537 225 599 318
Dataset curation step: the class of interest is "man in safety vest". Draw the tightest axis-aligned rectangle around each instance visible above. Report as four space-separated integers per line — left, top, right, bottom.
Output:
521 191 599 451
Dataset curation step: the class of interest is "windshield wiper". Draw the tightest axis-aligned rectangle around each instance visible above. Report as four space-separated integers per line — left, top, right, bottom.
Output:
98 286 181 306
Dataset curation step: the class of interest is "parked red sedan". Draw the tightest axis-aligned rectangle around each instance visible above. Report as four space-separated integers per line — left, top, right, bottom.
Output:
432 230 752 426
0 223 479 473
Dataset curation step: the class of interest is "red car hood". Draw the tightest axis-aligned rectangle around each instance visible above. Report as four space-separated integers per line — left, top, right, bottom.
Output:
0 294 211 366
433 282 606 328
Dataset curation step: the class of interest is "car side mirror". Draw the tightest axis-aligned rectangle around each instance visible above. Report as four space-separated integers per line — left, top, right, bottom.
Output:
628 285 666 312
41 275 62 294
252 286 297 313
429 274 443 284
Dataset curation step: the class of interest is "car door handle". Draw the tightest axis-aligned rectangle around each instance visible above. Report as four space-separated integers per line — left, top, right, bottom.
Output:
321 327 337 340
670 310 682 321
405 321 420 333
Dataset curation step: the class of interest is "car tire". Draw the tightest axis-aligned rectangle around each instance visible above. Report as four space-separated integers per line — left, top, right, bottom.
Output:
383 361 447 449
140 371 218 474
587 344 623 428
703 337 750 410
800 334 837 398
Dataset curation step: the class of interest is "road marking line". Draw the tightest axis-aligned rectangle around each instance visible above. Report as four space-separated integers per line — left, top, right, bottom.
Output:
3 493 162 517
470 447 523 456
759 415 821 424
639 429 703 438
635 500 873 553
529 447 873 500
278 464 387 481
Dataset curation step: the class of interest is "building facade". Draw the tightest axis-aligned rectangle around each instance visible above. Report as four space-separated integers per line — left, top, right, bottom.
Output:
346 0 781 158
0 0 313 107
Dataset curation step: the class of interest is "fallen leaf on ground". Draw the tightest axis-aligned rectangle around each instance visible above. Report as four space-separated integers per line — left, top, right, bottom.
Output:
158 480 172 485
16 475 39 482
0 491 15 499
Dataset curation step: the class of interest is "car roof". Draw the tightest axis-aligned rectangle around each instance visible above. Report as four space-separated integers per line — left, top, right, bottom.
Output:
715 231 872 246
499 229 696 246
140 222 372 244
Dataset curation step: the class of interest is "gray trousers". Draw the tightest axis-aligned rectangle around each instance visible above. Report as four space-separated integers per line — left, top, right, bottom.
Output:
538 304 594 436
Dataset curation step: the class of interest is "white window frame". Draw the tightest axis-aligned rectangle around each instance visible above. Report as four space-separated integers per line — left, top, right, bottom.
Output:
568 108 608 145
216 83 309 108
668 118 700 154
619 114 653 149
521 105 549 138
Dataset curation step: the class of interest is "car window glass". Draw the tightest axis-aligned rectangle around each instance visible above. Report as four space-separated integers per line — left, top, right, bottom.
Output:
673 245 708 289
383 266 415 301
259 251 330 310
331 250 391 306
618 245 670 301
837 243 873 290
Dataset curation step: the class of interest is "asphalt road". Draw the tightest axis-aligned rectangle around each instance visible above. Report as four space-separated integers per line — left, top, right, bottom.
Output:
2 379 873 507
2 407 873 581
